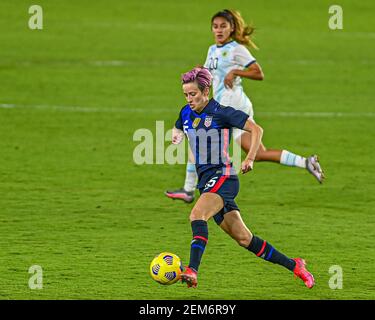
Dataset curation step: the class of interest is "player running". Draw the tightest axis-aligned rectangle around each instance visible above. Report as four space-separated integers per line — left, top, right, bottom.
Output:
173 67 315 289
166 9 324 203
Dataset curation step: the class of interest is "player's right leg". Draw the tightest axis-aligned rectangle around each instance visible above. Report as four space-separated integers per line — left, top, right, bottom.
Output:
180 192 224 288
165 147 197 203
219 210 315 288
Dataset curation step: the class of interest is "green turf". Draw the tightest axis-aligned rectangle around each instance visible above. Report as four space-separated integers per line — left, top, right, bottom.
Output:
0 0 374 300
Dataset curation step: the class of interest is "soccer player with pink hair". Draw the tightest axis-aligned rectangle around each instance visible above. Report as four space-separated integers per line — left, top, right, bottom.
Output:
173 66 315 289
166 9 324 203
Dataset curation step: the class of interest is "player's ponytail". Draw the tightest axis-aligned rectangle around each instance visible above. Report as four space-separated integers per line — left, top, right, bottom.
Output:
211 9 258 50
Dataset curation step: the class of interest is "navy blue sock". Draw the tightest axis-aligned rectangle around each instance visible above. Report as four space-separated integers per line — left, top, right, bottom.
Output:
189 220 208 272
247 235 296 271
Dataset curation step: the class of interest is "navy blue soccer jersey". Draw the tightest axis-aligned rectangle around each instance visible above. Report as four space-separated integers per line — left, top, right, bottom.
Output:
175 98 249 179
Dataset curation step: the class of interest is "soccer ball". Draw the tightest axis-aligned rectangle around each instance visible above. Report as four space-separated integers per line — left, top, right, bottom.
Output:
150 252 183 285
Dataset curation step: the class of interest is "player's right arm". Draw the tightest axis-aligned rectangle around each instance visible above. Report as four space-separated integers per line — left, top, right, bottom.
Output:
173 107 186 145
172 127 184 145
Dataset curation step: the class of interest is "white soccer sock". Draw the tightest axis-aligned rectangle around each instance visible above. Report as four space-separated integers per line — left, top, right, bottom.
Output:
280 150 306 169
184 162 197 192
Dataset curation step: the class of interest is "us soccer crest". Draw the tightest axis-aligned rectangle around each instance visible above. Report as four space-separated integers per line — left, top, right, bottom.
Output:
192 118 201 128
204 116 213 128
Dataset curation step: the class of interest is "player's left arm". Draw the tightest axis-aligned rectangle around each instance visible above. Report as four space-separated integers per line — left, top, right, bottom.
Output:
221 106 263 173
224 45 264 88
231 62 264 80
224 63 264 88
240 119 263 174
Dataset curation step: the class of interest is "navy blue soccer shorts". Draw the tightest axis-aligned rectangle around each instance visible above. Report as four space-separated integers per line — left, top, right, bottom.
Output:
198 168 240 225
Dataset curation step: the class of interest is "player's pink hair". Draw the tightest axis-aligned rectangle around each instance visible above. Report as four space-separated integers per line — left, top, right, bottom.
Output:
181 67 212 91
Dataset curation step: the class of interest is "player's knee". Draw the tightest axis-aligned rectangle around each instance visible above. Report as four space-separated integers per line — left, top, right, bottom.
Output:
255 146 267 161
189 208 204 221
236 234 252 247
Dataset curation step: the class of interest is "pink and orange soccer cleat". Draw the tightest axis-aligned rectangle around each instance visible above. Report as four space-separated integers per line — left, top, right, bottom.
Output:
293 258 315 289
180 267 198 288
165 188 195 203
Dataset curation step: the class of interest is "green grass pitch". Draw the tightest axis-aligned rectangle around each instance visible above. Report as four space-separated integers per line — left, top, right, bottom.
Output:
0 0 374 299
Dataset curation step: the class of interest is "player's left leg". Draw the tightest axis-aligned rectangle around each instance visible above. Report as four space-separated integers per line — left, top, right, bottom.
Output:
236 131 325 183
180 192 224 288
219 210 315 288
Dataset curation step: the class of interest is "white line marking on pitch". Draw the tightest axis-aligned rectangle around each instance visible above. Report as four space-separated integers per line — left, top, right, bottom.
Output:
1 103 374 118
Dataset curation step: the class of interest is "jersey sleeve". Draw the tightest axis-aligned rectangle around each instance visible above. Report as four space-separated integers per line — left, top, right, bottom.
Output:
233 45 256 68
220 106 249 129
203 46 212 68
